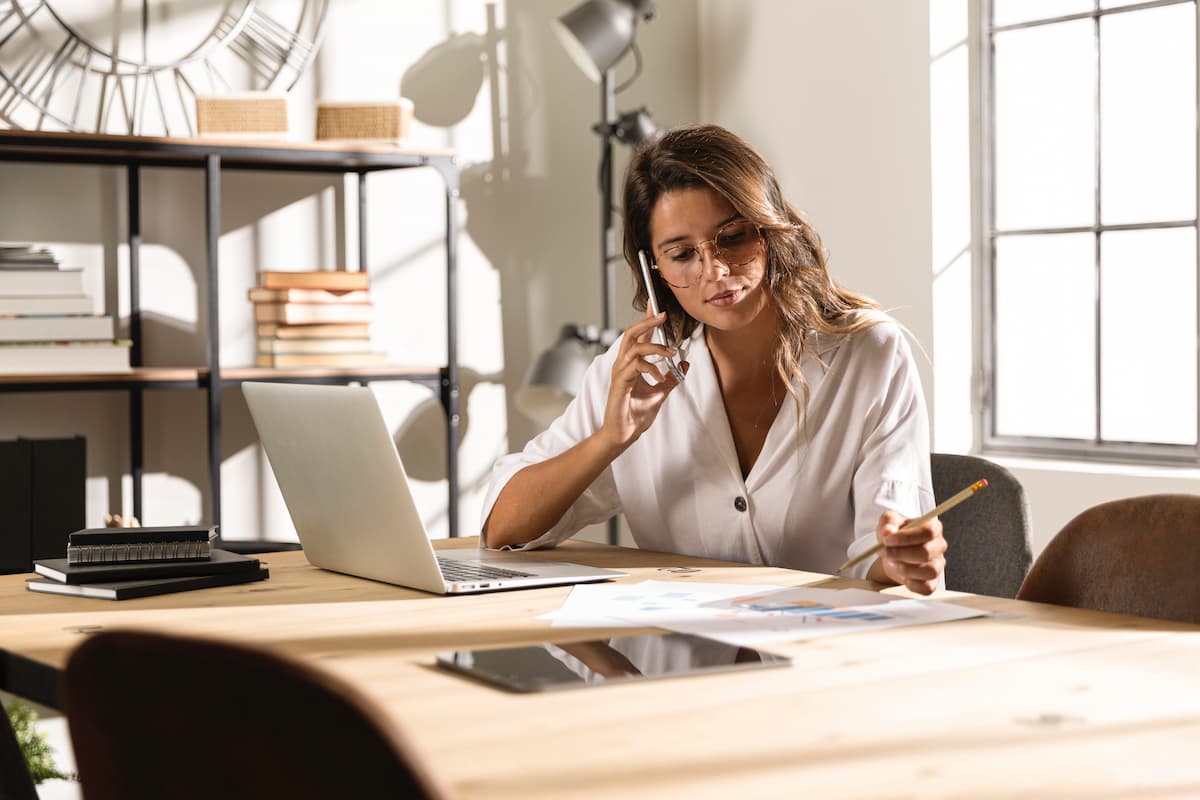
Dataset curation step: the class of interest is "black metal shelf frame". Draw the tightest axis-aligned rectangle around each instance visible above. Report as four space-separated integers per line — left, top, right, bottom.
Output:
0 135 462 538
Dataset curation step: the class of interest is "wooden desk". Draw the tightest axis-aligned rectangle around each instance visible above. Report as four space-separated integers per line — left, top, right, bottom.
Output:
2 539 1198 798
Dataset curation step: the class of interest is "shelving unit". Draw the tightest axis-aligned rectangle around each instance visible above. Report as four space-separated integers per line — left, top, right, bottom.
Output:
0 129 463 539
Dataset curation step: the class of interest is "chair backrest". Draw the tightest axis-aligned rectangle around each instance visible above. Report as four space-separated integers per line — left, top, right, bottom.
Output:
63 631 450 800
0 703 37 800
1017 493 1200 624
931 453 1033 597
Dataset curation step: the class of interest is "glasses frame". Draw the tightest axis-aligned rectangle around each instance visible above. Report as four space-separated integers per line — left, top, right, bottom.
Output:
651 220 765 289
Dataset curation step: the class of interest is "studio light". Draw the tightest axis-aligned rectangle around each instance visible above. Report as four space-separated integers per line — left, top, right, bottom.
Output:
552 0 654 82
516 325 618 428
518 2 660 431
609 106 659 146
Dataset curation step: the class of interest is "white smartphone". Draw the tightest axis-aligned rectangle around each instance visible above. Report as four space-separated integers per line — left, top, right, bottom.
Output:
637 250 686 383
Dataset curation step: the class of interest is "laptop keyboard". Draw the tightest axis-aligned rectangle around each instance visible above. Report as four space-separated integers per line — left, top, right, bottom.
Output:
437 557 536 582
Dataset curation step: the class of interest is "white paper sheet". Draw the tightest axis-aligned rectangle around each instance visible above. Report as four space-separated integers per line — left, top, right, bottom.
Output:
541 581 988 646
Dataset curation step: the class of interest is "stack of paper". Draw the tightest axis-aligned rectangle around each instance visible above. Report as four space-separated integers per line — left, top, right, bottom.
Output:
541 580 987 647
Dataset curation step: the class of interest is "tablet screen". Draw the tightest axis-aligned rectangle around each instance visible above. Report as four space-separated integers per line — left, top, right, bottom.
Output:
436 632 791 692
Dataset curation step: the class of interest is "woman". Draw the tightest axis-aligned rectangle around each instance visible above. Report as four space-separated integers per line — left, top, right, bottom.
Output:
482 124 945 594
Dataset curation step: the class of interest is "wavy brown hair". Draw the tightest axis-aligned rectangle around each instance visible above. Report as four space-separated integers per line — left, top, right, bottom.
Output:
622 123 881 412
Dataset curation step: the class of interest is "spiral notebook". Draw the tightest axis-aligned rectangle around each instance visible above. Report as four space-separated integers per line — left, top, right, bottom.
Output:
66 526 216 565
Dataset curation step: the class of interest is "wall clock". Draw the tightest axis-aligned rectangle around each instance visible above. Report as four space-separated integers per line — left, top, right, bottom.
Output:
0 0 328 136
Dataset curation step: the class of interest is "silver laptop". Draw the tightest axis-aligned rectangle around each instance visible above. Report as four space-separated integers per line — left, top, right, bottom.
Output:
242 382 626 594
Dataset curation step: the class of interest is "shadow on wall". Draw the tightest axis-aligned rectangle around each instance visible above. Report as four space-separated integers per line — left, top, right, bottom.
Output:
403 1 622 454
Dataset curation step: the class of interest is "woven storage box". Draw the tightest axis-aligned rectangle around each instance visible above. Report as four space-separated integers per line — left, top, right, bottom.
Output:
195 94 288 137
316 99 413 142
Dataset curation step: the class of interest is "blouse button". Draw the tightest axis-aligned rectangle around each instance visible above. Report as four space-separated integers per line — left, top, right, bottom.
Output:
734 495 748 512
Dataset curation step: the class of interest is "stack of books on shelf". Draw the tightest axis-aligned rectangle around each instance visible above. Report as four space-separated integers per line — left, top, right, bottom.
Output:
0 243 131 374
250 270 385 368
26 525 269 600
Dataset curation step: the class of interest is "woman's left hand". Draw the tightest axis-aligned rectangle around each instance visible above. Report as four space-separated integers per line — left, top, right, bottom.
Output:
870 510 947 595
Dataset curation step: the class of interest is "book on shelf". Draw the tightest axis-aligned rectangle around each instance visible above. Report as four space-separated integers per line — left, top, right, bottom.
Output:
0 295 93 315
247 287 370 304
253 302 373 325
26 567 270 600
0 268 84 295
0 314 114 342
258 270 369 292
0 340 131 374
255 351 387 368
34 548 261 584
256 322 370 339
256 337 375 355
67 525 217 565
0 245 59 269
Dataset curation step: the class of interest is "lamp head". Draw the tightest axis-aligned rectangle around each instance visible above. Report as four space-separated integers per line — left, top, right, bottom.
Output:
612 107 660 145
515 325 592 428
553 0 656 82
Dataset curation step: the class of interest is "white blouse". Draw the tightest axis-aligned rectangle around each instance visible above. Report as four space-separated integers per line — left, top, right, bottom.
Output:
480 316 934 580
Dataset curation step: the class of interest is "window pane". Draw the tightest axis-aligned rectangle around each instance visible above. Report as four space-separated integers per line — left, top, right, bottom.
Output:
994 22 1096 230
1100 4 1196 225
994 234 1096 439
1100 228 1197 444
993 0 1093 28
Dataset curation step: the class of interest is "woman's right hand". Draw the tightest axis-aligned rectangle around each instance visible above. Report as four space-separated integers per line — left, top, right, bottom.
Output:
599 311 687 453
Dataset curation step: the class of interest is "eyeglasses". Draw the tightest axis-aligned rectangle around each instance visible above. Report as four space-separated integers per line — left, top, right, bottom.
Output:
652 220 763 289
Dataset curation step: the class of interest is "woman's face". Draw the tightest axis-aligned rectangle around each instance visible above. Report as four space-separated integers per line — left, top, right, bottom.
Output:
647 186 771 333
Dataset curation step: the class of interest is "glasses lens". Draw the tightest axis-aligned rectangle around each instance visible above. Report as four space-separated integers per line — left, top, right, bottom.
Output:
654 221 761 287
714 221 760 267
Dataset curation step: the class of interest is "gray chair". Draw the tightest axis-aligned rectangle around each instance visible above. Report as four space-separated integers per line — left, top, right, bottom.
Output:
931 453 1032 597
1017 494 1200 624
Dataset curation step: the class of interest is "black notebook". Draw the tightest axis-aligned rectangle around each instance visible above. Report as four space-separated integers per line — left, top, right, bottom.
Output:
26 567 270 600
34 548 260 584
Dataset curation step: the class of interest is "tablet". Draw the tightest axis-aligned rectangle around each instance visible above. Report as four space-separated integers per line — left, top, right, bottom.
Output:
436 631 791 692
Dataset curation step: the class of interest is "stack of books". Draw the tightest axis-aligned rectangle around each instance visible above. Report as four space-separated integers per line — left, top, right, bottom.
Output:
250 270 385 368
0 244 131 374
26 526 269 600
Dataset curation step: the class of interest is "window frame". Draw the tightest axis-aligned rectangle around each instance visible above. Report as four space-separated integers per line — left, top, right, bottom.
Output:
977 0 1200 465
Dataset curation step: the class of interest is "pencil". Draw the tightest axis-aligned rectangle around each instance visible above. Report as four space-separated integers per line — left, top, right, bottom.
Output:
836 478 989 573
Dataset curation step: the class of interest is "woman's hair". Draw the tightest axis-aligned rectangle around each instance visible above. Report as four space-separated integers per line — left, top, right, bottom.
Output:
621 123 881 411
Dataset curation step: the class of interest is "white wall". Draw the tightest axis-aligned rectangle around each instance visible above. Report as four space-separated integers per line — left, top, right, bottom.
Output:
698 0 935 412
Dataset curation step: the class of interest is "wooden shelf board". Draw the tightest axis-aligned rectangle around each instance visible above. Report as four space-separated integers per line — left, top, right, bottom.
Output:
0 129 455 171
0 367 201 387
218 365 442 382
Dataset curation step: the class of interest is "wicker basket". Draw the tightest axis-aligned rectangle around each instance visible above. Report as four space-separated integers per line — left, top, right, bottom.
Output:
316 99 414 142
195 94 288 137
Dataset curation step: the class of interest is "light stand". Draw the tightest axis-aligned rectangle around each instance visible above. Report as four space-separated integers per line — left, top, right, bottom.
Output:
541 0 659 545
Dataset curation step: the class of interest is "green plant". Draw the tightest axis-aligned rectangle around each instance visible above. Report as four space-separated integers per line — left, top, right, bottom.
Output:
4 700 71 784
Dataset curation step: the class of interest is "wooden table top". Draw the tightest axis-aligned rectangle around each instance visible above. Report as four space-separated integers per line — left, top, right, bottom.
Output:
2 538 1197 799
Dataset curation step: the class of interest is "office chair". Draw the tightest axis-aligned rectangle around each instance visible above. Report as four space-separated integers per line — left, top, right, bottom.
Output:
1017 493 1200 624
0 703 37 800
931 453 1033 598
63 631 451 800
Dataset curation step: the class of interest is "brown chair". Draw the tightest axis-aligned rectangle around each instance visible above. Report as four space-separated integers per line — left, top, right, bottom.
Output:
1017 493 1200 624
63 630 451 800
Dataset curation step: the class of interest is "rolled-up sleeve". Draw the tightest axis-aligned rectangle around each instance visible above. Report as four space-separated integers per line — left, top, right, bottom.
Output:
846 329 936 581
480 341 623 550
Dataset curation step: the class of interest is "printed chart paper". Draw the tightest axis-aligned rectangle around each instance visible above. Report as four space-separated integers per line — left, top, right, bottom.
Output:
542 581 987 646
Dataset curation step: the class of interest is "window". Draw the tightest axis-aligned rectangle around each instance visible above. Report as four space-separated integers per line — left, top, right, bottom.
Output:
981 0 1199 462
